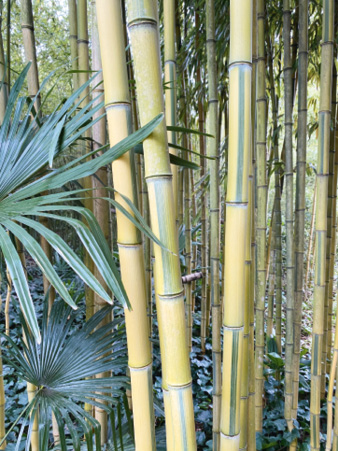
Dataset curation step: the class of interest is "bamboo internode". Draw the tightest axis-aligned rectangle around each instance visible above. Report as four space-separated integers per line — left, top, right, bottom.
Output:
126 0 196 448
220 1 252 449
96 0 156 448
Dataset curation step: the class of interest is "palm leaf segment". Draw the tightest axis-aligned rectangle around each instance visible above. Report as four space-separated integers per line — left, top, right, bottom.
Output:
1 302 128 451
0 65 163 341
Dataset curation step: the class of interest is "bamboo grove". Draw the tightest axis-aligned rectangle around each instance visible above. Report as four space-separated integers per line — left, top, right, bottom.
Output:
1 0 338 450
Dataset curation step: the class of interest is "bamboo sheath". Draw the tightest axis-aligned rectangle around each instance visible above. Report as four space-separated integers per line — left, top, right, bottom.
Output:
254 0 267 433
291 0 308 427
125 1 196 448
96 1 156 448
68 0 78 91
310 1 334 449
220 1 252 449
206 0 221 447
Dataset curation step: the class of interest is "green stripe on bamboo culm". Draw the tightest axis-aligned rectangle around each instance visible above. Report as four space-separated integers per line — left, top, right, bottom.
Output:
236 67 246 201
312 334 321 375
229 328 241 436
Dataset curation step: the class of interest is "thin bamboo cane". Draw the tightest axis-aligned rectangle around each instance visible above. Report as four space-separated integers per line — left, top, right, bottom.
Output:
310 1 334 448
291 0 308 428
333 343 338 450
220 1 252 449
68 0 78 91
328 76 338 372
91 2 110 443
5 0 9 89
5 269 10 335
164 0 178 223
126 0 196 447
305 181 317 300
248 3 257 448
324 55 337 386
283 0 295 431
0 1 8 125
206 0 221 446
195 10 208 354
96 1 156 448
254 0 267 433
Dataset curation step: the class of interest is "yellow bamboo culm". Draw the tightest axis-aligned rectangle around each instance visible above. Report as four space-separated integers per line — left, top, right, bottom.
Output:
310 1 334 449
95 1 156 448
125 0 196 448
220 1 252 449
164 0 178 221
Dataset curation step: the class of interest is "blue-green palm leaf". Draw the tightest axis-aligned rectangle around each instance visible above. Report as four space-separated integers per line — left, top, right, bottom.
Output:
0 66 163 340
0 302 128 451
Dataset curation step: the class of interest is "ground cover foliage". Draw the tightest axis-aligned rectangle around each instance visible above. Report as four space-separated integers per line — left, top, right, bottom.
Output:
0 242 327 450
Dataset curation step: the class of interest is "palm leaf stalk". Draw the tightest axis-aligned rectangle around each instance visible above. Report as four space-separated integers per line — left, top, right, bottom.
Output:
220 0 252 448
254 0 267 433
68 0 78 91
323 53 337 390
0 303 128 451
247 3 257 448
91 2 110 443
291 0 308 433
95 0 156 448
283 0 295 431
310 1 334 448
164 0 178 223
206 0 221 447
125 0 197 447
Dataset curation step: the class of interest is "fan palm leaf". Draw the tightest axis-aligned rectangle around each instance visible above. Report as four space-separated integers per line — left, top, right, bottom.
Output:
0 65 163 341
0 302 128 451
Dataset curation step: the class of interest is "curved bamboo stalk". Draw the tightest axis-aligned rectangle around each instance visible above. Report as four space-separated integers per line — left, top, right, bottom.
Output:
96 1 156 448
0 1 8 125
206 0 221 447
220 1 252 448
125 0 196 447
310 1 334 449
292 0 308 427
255 0 267 433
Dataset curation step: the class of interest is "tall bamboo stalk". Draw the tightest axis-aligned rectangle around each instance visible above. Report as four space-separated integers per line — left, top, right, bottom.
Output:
68 0 78 91
91 2 110 443
126 0 196 447
195 10 208 354
206 0 221 447
220 1 252 448
96 1 156 448
292 0 308 426
323 53 337 391
328 65 338 373
310 1 334 449
0 1 8 124
164 0 178 222
305 181 317 299
283 0 295 431
255 0 267 433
